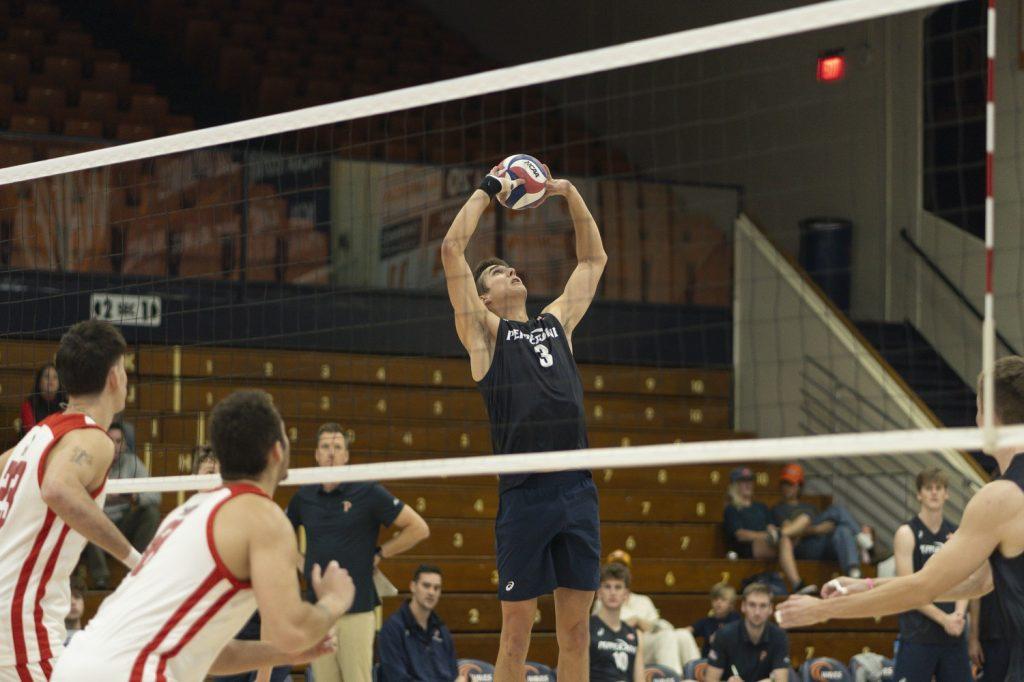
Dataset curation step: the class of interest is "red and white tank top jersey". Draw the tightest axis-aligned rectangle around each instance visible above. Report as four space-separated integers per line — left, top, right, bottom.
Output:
54 484 262 682
0 412 109 673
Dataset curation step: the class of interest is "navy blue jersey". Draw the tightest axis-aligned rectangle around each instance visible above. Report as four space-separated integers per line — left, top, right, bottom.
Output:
477 313 588 492
898 515 960 644
589 615 639 682
990 454 1024 677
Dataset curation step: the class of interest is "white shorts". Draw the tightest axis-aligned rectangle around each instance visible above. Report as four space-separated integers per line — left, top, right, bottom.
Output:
0 661 53 682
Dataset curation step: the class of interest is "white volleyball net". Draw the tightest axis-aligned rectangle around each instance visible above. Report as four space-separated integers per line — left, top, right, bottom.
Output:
1 0 1017 669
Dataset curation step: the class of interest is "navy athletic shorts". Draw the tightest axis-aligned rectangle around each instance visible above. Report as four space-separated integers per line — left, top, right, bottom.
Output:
494 473 601 601
892 639 971 682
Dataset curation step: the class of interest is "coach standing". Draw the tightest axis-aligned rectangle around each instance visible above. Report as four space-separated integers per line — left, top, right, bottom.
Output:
288 423 430 682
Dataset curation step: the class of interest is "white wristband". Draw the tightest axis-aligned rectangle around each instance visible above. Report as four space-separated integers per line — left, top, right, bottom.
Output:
124 548 142 569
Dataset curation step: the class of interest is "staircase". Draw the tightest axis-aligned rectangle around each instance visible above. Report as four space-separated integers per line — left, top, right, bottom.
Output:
856 321 977 427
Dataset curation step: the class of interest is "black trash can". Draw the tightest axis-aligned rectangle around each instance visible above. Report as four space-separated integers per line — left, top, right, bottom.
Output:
798 217 852 313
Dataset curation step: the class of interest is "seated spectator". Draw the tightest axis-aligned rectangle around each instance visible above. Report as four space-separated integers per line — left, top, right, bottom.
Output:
770 463 872 579
705 583 791 682
723 467 815 595
82 422 162 589
591 562 644 682
686 583 741 658
20 363 66 434
64 578 85 646
598 550 700 675
378 564 464 682
192 444 219 475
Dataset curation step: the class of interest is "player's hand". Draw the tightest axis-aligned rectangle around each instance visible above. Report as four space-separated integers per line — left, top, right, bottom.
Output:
311 561 355 617
726 676 743 682
968 636 984 667
485 166 523 204
943 611 966 637
287 629 337 664
774 594 827 629
821 577 868 599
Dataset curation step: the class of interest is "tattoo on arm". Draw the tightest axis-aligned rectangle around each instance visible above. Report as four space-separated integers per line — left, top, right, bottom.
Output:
70 447 93 467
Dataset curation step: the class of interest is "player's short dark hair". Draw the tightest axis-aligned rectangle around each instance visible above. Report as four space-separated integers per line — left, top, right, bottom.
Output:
600 562 631 588
916 467 949 492
56 320 127 396
412 564 443 583
979 356 1024 425
316 422 348 443
742 582 773 601
108 421 125 435
473 257 510 294
210 390 284 481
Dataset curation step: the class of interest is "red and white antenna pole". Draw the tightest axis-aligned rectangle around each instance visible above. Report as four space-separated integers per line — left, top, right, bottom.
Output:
982 0 997 452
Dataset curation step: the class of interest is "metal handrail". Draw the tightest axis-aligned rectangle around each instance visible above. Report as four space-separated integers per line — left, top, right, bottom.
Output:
899 228 1019 355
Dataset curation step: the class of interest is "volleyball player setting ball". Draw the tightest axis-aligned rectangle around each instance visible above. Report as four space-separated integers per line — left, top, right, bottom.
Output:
441 154 608 682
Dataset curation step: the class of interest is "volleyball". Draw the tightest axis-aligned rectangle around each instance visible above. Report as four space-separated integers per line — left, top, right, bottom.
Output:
497 154 549 210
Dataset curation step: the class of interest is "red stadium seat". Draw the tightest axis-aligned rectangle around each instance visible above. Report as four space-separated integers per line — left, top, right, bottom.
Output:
54 29 93 52
90 60 131 94
63 118 103 138
9 113 51 134
26 86 67 116
161 114 194 135
128 94 169 121
115 122 155 142
6 27 45 50
24 2 60 29
0 51 30 93
40 56 82 89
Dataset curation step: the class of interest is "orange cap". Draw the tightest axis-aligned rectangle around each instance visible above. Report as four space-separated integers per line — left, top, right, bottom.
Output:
606 549 632 567
779 463 805 485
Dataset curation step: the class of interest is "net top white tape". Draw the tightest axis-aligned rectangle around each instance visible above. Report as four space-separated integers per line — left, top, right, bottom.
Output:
0 0 954 186
107 425 1024 494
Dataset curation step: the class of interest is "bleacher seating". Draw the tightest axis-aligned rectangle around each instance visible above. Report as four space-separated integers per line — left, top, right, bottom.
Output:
128 0 631 176
0 0 194 163
0 338 898 671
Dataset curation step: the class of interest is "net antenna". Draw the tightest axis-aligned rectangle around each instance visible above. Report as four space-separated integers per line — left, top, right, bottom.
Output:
981 0 997 453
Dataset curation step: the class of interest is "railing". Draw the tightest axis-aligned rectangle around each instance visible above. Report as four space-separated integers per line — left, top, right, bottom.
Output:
899 228 1018 355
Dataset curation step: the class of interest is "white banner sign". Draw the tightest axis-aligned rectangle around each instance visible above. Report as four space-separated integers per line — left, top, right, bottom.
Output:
90 293 162 327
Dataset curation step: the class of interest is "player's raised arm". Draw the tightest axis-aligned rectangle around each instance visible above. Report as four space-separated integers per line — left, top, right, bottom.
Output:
440 169 515 359
41 427 138 568
542 179 607 340
777 480 1014 627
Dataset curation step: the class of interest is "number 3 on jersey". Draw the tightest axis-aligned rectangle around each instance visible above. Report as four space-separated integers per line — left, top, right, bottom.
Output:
534 344 554 368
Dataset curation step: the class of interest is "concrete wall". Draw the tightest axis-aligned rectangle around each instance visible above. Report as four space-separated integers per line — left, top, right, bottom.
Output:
734 213 982 553
890 0 1024 384
416 0 927 320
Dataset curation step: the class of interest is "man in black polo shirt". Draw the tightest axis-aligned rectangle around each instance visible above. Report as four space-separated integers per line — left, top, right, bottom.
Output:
378 565 467 682
705 583 791 682
287 423 430 682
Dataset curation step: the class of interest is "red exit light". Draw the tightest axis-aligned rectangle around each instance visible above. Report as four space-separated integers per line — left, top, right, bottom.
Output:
817 53 846 82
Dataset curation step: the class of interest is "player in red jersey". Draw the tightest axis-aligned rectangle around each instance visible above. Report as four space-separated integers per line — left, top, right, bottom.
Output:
0 320 139 681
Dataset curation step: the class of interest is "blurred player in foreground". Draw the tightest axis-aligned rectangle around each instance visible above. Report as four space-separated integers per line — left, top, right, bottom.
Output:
53 390 355 681
0 320 138 682
777 356 1024 679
